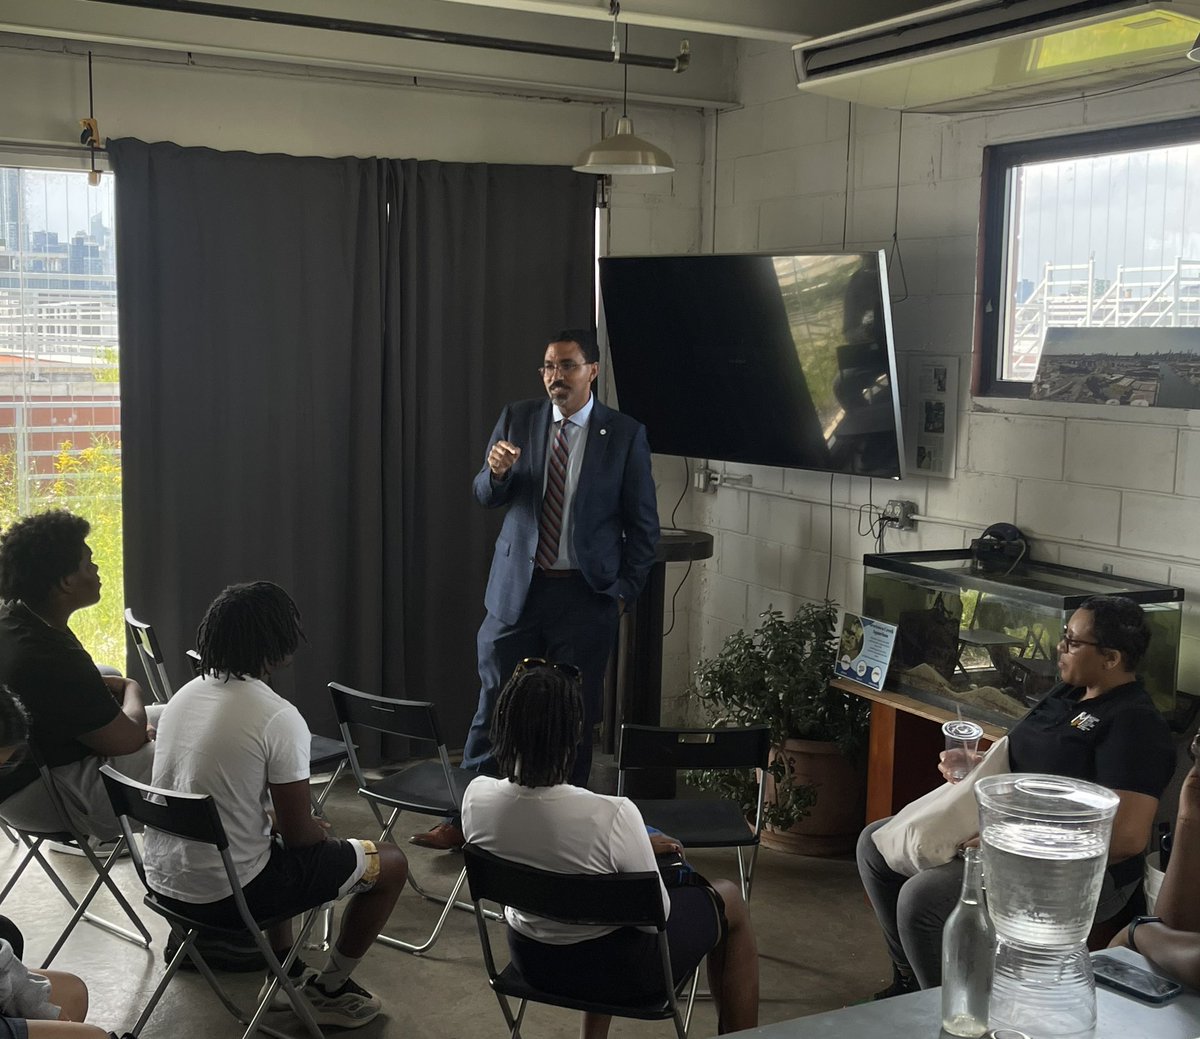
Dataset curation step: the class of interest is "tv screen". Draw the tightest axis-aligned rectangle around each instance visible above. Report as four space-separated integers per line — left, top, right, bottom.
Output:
600 251 905 479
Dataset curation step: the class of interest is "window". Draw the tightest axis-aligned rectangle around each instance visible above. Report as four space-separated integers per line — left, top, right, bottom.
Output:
978 117 1200 397
0 166 123 661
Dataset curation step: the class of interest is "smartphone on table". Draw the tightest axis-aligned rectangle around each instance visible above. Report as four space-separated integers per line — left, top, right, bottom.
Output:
1092 954 1183 1004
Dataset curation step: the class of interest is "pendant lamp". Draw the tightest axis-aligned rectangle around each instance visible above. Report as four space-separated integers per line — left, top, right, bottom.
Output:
574 22 674 175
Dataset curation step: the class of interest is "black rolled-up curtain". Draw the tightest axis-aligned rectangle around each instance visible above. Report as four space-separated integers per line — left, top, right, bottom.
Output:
384 160 595 743
109 139 388 734
110 138 595 753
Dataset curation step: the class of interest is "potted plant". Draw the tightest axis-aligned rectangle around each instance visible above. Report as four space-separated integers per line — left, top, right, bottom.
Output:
687 601 871 855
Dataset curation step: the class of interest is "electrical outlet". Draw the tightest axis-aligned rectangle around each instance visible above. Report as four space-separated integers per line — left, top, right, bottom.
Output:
693 467 717 494
882 499 917 530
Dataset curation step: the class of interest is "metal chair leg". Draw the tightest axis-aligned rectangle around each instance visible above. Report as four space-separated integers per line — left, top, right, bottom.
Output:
41 836 152 968
375 865 470 955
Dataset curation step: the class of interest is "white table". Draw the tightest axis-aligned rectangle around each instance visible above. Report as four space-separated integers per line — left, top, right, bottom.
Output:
721 948 1200 1039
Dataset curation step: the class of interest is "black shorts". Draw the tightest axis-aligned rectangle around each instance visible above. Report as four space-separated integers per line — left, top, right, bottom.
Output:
506 882 727 1006
155 839 366 930
0 1018 28 1039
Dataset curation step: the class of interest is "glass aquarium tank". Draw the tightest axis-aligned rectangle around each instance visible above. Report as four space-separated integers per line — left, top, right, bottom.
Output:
862 550 1182 729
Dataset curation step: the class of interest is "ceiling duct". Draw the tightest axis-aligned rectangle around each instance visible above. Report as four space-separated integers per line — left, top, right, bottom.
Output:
792 0 1200 113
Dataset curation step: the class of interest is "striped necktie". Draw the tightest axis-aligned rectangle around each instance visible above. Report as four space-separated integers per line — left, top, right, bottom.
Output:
535 419 570 569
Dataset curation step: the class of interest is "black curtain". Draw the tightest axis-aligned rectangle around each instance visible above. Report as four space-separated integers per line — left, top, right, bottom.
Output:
109 139 594 750
384 160 595 741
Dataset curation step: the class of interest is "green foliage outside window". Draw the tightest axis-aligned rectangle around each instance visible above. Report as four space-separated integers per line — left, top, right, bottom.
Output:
0 437 124 667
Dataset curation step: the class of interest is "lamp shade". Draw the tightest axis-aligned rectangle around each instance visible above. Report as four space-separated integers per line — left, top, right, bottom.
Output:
573 116 674 175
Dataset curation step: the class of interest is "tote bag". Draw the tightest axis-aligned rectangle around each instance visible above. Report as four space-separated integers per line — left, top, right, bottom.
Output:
871 736 1010 876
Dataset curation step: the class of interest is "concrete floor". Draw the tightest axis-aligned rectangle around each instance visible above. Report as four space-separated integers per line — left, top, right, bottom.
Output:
1 771 890 1039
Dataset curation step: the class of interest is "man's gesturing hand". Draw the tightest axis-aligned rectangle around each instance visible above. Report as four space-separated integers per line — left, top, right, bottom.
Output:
489 440 521 478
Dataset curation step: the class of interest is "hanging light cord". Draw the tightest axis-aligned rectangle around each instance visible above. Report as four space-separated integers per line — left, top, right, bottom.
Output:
622 25 630 118
80 51 101 184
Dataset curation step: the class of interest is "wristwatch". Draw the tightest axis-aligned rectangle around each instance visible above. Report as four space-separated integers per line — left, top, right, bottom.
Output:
1127 914 1162 953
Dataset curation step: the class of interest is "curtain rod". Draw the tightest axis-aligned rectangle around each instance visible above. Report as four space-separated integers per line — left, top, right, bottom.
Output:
0 138 107 156
81 0 691 73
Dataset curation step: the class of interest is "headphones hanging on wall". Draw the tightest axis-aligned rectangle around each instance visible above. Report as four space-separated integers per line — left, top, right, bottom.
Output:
970 522 1029 576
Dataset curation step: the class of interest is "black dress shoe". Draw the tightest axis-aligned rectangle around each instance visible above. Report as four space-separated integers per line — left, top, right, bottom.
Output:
409 821 465 851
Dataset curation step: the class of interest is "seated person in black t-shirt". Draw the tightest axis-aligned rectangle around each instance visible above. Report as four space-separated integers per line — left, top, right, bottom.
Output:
1109 732 1200 986
0 511 157 840
859 594 1175 995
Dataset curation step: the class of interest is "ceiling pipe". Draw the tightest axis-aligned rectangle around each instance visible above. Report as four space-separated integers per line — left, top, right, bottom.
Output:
81 0 691 72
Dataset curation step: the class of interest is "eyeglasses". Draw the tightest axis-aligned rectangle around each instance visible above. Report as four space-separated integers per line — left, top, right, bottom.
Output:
537 361 593 376
1059 627 1102 652
514 657 582 683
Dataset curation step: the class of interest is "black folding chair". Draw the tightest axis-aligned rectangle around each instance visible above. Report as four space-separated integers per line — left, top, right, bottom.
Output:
329 681 497 955
124 609 175 705
463 843 698 1039
617 724 770 901
0 744 152 968
99 765 325 1039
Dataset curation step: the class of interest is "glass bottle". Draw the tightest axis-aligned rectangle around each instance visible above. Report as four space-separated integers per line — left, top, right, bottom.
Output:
941 846 994 1038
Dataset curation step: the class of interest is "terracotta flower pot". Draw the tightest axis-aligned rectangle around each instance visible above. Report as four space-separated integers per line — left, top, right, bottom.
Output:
760 737 865 856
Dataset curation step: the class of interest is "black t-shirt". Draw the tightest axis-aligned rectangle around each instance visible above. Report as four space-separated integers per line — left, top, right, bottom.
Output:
0 601 120 801
1008 679 1174 890
1008 679 1175 799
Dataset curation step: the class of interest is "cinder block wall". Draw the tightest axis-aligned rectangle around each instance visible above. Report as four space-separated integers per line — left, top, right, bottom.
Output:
608 41 1200 720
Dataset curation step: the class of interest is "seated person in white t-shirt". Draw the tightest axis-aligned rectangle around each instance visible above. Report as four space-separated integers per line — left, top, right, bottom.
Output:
461 660 759 1039
143 581 408 1031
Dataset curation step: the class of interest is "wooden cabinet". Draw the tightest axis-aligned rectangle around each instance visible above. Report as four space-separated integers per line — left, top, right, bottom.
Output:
832 677 1005 822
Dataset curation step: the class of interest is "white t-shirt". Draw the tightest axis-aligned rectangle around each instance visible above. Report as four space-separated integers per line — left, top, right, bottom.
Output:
143 673 311 903
461 776 669 944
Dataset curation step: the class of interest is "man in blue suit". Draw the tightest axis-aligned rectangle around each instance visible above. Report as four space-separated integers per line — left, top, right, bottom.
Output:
412 328 660 850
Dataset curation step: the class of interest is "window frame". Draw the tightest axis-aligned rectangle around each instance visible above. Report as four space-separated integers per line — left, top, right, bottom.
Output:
977 115 1200 398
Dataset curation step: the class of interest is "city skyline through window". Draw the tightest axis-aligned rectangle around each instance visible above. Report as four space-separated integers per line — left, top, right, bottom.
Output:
0 165 123 664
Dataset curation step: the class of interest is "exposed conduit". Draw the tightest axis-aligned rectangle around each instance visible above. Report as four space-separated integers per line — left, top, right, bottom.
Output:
82 0 691 72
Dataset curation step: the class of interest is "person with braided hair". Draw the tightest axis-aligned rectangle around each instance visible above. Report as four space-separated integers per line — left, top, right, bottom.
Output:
462 660 759 1038
143 581 408 1030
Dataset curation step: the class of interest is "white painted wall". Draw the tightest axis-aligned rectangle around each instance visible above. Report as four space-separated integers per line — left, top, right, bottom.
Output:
627 38 1200 723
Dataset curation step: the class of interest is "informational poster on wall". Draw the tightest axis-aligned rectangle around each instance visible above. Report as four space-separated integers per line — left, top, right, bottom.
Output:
833 612 898 693
906 355 958 479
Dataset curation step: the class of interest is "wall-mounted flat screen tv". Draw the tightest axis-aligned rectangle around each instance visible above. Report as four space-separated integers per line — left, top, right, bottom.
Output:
600 250 905 479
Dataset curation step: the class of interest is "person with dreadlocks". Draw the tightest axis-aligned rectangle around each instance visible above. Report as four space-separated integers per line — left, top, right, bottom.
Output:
461 661 759 1038
0 510 157 844
143 581 408 1030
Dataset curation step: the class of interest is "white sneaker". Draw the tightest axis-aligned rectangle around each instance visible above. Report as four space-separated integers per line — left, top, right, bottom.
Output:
256 961 316 1011
299 976 382 1028
45 836 128 859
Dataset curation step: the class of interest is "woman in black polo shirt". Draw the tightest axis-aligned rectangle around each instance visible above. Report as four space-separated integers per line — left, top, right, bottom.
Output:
859 595 1175 996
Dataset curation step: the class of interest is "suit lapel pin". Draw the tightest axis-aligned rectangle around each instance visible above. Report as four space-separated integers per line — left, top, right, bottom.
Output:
600 428 607 436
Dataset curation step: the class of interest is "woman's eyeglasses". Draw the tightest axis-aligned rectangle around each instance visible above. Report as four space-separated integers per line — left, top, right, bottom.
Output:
1059 627 1102 652
514 657 582 682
